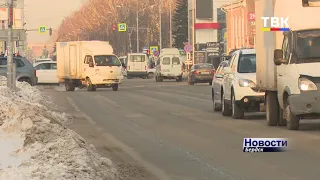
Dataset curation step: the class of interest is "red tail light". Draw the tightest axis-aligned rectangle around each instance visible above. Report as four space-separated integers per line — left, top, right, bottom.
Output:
193 71 197 75
34 69 36 76
211 70 215 74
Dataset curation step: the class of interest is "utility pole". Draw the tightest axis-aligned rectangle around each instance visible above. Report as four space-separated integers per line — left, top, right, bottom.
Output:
7 0 14 89
136 11 139 53
191 0 195 65
169 0 172 47
159 0 162 50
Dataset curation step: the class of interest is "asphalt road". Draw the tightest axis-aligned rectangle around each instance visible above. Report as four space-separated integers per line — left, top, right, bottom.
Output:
43 79 320 180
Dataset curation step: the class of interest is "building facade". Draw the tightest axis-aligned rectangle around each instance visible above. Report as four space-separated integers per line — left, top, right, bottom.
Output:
221 0 255 53
187 0 226 65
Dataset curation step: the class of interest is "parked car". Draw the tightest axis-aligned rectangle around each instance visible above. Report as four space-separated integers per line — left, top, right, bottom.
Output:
221 48 265 119
34 61 59 84
187 63 215 85
211 60 229 111
0 56 37 85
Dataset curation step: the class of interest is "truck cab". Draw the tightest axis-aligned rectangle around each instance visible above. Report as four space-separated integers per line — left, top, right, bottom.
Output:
255 0 320 130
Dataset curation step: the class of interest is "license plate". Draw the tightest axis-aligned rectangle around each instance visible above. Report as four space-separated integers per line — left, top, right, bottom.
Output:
201 72 209 74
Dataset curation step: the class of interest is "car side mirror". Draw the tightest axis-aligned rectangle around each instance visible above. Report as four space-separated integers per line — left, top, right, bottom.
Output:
223 67 232 74
274 49 288 65
89 61 94 67
224 55 231 60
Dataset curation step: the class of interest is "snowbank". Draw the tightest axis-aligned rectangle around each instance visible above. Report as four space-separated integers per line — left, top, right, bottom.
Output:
0 81 117 180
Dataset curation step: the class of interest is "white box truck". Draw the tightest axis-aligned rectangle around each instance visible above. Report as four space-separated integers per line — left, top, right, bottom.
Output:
255 0 320 130
56 41 123 91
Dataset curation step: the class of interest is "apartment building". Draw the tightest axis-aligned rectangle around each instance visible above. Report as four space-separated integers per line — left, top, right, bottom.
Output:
221 0 255 53
187 0 226 64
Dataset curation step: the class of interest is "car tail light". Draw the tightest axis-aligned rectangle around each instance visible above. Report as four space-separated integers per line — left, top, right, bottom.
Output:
34 69 36 76
193 71 197 75
211 70 215 74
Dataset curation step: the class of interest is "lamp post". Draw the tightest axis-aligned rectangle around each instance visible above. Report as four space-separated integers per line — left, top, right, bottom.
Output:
159 0 162 50
136 4 155 53
169 0 172 47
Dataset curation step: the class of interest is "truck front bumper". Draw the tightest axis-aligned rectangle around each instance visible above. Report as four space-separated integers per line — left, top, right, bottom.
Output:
289 91 320 117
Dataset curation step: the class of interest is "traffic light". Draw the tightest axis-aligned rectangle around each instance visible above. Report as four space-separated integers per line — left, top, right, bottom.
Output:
112 24 116 31
49 28 52 36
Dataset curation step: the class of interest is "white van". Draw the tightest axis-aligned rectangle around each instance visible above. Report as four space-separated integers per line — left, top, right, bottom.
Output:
155 48 183 82
126 53 148 79
56 41 123 91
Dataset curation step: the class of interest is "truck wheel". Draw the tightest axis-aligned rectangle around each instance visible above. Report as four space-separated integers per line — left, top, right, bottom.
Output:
278 108 287 126
112 84 119 91
212 90 221 111
266 91 279 126
86 78 95 91
231 91 244 119
221 93 232 116
285 99 300 130
65 82 75 91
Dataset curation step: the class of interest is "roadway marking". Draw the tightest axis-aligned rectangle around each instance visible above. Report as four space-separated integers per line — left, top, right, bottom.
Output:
66 96 96 125
101 132 172 180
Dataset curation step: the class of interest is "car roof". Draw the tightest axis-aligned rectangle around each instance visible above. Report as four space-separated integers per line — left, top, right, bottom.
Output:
33 61 56 66
234 48 255 54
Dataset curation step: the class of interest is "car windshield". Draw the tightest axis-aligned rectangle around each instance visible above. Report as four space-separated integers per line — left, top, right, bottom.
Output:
130 55 145 62
195 63 214 69
238 54 256 73
296 30 320 63
94 55 121 66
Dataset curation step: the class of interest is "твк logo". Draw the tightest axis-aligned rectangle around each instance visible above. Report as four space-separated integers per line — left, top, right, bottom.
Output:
261 17 290 31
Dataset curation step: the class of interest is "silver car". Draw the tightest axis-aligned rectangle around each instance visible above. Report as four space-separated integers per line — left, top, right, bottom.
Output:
0 56 38 85
211 60 229 111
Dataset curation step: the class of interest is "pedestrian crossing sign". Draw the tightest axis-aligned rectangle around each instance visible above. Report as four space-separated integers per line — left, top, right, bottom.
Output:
149 46 158 55
38 26 46 33
118 23 127 32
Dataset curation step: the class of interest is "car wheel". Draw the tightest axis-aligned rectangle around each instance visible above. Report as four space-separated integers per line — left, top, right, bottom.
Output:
18 78 32 85
212 89 221 111
112 84 119 91
65 82 75 91
231 91 244 119
148 73 154 79
221 92 232 116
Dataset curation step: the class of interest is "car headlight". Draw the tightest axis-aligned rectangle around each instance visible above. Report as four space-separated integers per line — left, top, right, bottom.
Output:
299 77 317 91
239 79 256 87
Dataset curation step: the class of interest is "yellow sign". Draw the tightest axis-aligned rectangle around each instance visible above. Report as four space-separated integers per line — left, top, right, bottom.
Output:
38 26 46 33
224 32 227 39
149 46 158 54
118 23 127 32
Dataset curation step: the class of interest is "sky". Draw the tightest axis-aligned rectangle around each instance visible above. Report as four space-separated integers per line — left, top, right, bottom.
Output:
24 0 87 44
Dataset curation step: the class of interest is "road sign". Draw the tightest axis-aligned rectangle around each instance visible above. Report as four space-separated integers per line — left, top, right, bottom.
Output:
153 50 159 57
149 46 158 55
184 44 192 52
118 23 127 32
187 53 191 61
38 26 46 33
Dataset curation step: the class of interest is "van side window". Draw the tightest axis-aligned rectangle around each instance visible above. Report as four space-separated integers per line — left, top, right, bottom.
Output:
162 57 170 65
282 36 290 60
172 57 180 65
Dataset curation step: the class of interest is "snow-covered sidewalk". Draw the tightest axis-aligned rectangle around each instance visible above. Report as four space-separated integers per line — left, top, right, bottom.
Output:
0 82 117 180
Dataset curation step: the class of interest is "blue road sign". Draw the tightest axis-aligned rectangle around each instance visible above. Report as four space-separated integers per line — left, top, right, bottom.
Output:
118 23 127 32
184 44 192 52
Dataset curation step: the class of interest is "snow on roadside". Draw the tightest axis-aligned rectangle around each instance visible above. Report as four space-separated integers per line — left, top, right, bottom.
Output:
0 81 117 180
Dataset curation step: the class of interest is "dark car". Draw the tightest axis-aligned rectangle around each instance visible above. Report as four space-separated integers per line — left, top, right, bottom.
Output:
187 63 215 85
